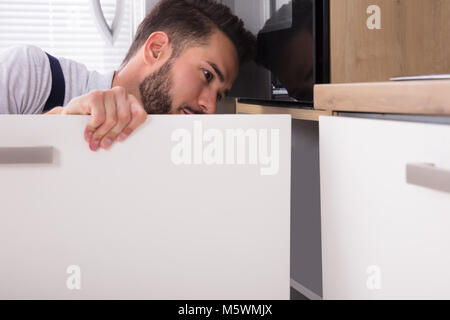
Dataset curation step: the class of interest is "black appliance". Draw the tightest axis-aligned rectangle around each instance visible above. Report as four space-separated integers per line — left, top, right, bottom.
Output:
222 0 330 108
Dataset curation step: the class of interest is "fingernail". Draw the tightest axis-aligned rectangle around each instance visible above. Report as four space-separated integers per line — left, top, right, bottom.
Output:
85 130 93 142
91 139 100 151
117 132 128 142
102 137 113 149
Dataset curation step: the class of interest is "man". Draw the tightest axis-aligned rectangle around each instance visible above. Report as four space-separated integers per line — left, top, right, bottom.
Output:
0 0 255 151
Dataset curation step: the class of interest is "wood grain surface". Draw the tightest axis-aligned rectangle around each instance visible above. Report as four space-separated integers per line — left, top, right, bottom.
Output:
314 80 450 115
330 0 450 83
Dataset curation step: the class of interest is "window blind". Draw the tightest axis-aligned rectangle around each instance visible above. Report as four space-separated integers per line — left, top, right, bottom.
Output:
0 0 136 74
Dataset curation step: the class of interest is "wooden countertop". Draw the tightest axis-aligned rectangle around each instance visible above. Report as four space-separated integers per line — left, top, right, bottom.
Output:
314 80 450 115
236 102 332 121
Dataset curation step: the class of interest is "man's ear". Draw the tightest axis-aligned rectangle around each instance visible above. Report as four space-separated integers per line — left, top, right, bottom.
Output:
142 32 171 66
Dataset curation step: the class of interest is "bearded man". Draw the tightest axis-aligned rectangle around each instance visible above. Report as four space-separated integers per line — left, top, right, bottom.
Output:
0 0 255 151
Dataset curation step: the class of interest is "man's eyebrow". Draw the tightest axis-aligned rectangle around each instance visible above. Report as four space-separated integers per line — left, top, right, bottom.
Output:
207 61 225 83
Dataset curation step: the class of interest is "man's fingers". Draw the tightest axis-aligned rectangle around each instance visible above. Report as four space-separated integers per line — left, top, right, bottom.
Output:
99 87 132 148
84 91 106 142
89 90 117 151
61 87 146 151
116 95 147 142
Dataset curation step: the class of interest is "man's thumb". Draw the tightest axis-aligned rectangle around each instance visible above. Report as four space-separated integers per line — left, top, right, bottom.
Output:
44 106 64 114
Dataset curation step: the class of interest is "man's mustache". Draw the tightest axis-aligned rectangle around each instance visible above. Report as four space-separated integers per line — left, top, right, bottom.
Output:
181 105 204 114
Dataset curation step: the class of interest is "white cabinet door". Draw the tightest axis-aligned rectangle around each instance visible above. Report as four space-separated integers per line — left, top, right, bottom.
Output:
0 115 291 299
320 116 450 299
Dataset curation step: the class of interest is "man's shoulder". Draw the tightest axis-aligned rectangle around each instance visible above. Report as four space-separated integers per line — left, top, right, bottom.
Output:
0 45 52 114
1 44 48 68
3 44 46 58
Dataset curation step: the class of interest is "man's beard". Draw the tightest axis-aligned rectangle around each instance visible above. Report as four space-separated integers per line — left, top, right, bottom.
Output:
139 58 174 114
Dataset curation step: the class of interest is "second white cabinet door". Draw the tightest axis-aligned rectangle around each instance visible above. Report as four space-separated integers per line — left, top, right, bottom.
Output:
320 116 450 299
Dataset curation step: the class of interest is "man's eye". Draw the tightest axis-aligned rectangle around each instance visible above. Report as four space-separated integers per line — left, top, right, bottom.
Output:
203 70 213 82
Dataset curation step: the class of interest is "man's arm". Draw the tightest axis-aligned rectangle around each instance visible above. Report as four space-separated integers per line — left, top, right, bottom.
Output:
0 45 146 151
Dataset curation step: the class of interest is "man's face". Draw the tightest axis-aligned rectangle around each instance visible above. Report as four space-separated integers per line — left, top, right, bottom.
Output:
139 30 239 114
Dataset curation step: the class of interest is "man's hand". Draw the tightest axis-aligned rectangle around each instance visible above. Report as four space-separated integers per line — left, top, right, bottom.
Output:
46 86 147 151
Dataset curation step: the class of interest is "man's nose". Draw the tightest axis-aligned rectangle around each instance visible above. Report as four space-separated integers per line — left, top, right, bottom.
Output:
198 90 217 114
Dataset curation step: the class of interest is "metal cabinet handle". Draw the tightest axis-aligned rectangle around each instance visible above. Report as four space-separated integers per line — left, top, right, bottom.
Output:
406 163 450 194
0 146 54 164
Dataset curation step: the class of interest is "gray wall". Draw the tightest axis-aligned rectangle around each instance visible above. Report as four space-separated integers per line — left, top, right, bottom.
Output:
290 119 322 297
145 0 159 13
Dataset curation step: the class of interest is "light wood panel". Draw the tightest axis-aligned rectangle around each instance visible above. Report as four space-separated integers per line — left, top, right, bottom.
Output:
331 0 450 83
236 102 332 121
314 80 450 115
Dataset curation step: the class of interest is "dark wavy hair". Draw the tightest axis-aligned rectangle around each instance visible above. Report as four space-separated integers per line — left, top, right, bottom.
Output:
122 0 256 65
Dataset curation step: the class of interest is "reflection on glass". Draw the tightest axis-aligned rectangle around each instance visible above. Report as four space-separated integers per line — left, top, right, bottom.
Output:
256 0 313 102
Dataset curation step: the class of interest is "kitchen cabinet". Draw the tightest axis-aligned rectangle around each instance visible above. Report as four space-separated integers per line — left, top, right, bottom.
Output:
238 79 450 299
0 115 291 299
320 115 450 299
